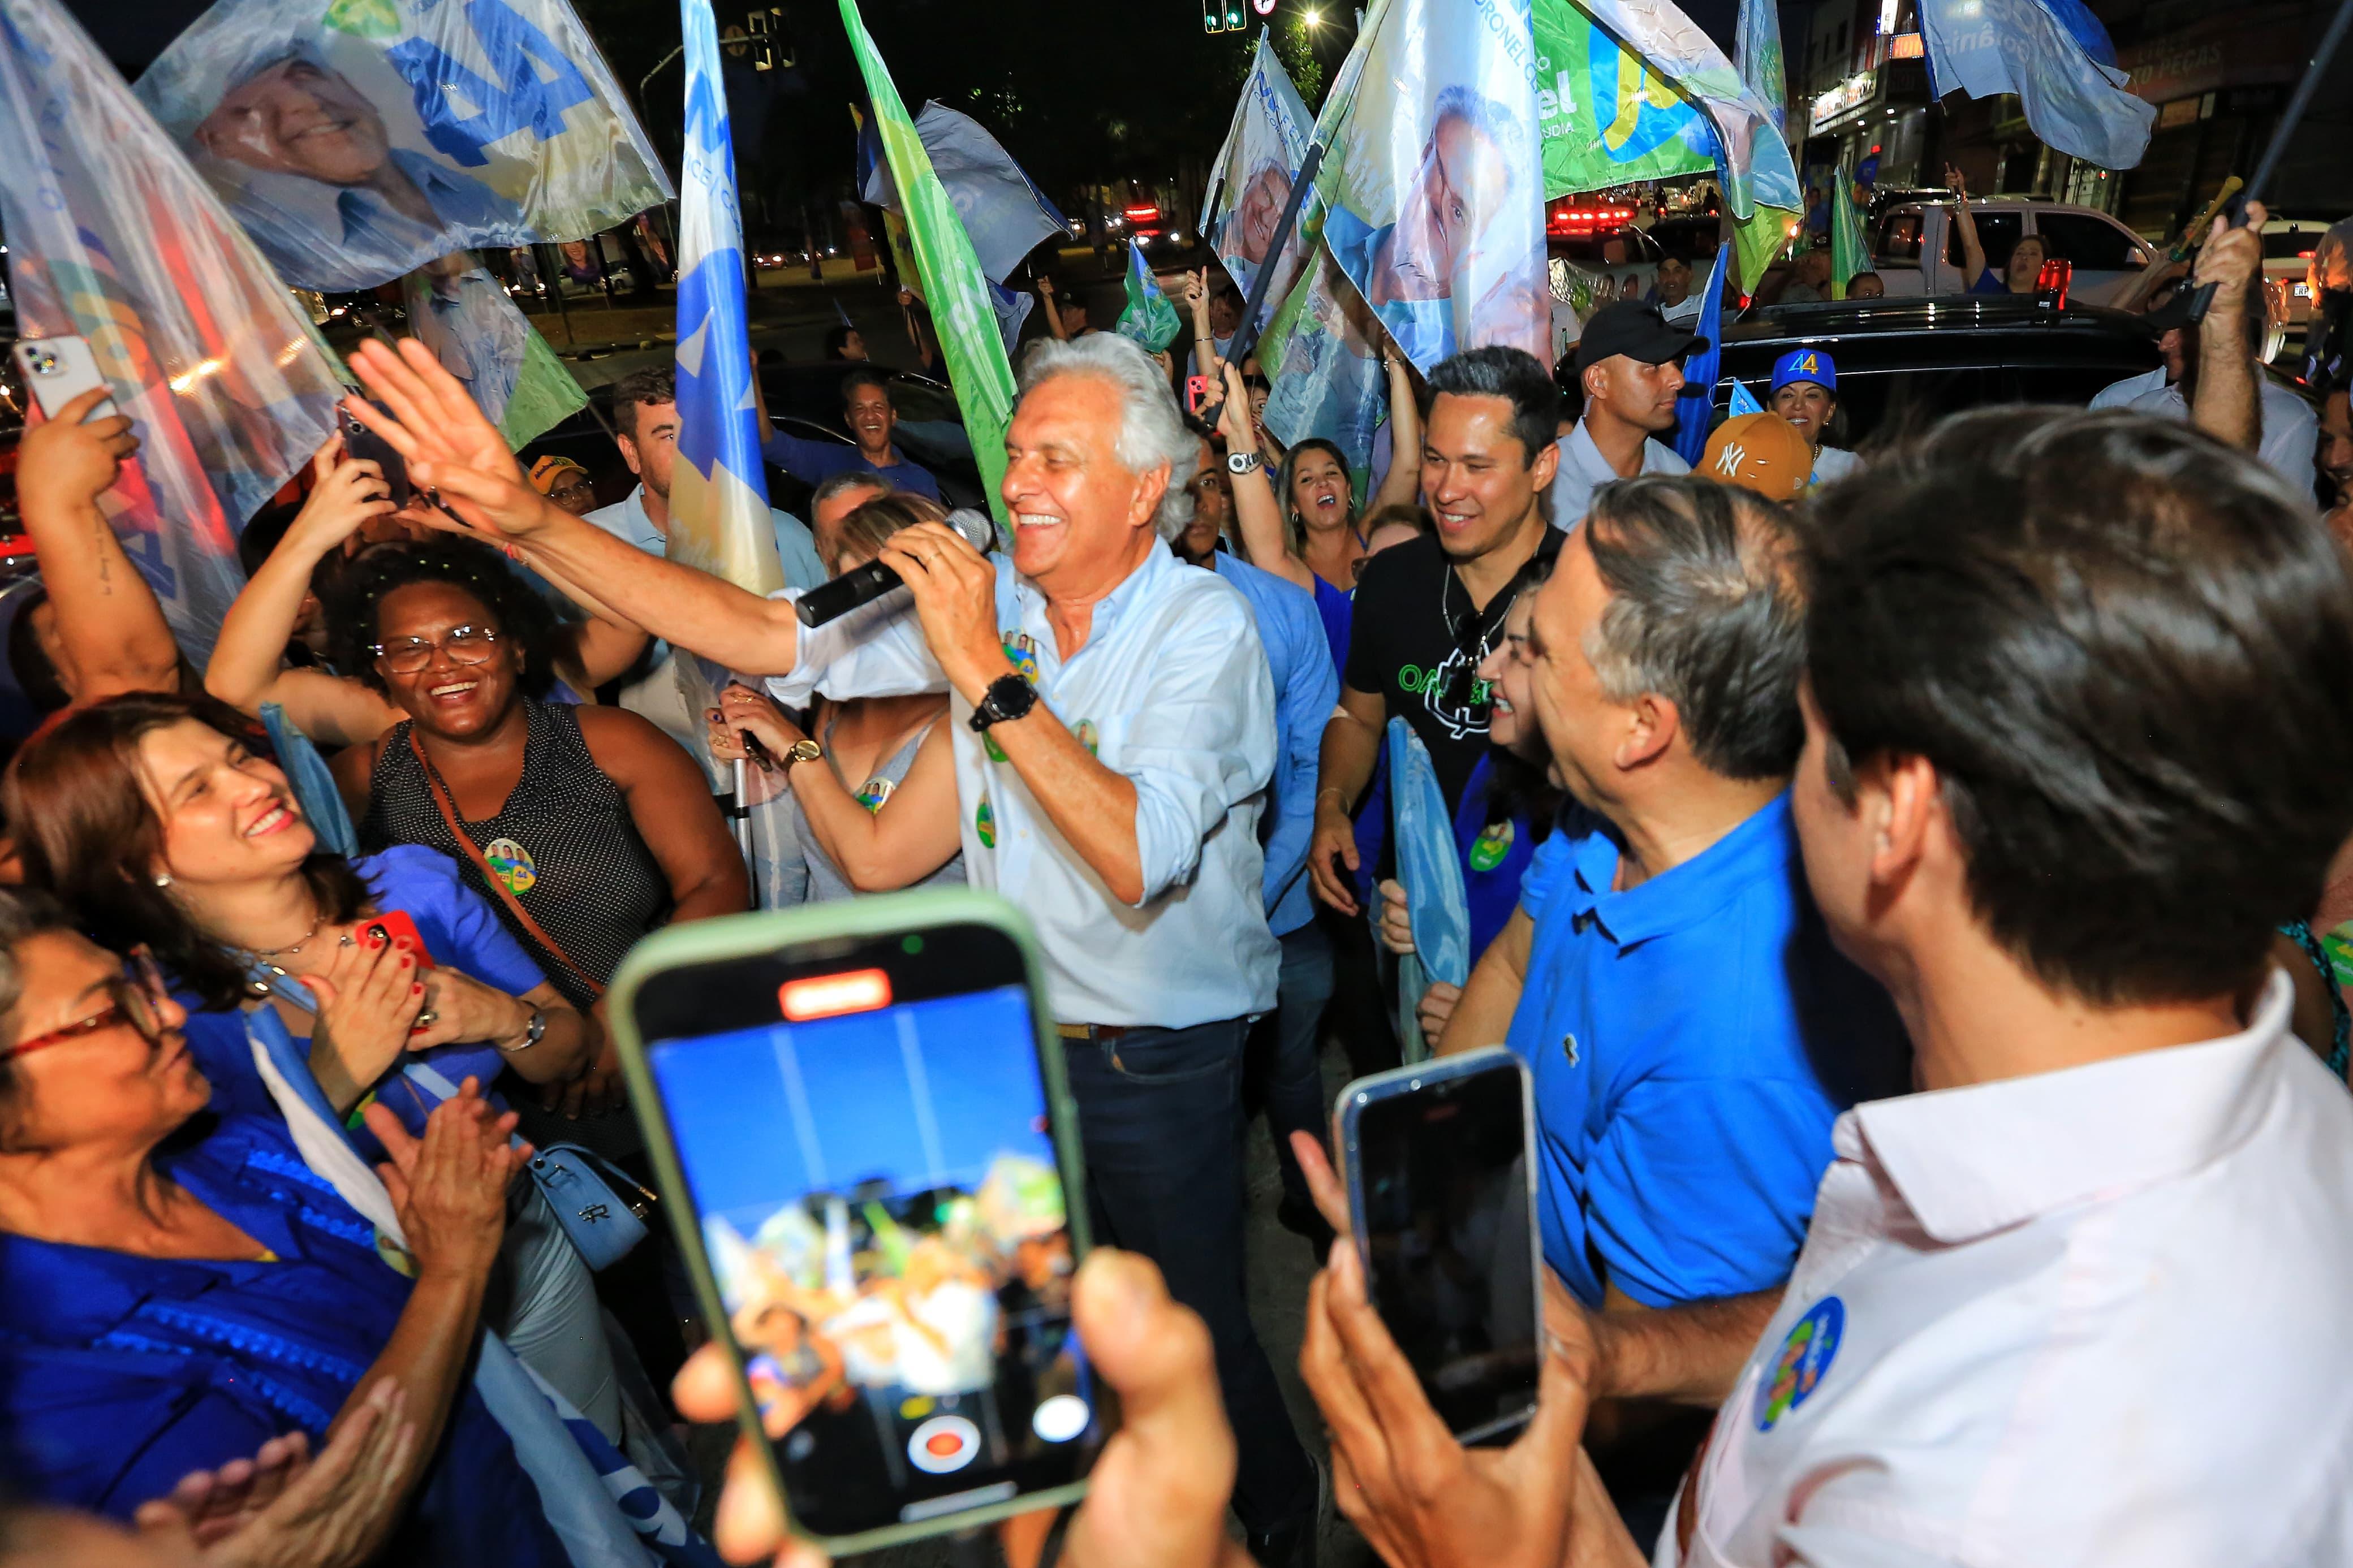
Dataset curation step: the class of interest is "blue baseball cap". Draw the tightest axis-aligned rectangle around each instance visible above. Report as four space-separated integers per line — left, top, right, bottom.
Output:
1770 348 1837 394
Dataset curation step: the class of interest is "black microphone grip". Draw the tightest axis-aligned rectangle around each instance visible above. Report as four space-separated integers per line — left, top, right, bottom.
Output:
792 507 996 628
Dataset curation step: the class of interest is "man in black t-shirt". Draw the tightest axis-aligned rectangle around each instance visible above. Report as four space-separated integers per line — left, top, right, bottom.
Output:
1309 345 1562 914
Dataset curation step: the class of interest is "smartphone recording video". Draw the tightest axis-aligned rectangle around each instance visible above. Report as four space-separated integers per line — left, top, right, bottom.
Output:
1339 1047 1541 1444
618 899 1105 1552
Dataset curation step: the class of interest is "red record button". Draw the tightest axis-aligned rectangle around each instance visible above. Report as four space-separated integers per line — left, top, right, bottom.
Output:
907 1414 980 1474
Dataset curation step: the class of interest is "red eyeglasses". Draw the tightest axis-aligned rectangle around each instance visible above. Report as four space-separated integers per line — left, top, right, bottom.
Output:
6 948 171 1061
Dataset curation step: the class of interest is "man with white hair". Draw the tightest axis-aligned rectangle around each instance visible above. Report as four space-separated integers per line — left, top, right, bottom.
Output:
339 330 1322 1563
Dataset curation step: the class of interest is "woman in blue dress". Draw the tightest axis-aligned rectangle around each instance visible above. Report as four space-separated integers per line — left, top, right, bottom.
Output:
2 692 630 1439
0 891 574 1563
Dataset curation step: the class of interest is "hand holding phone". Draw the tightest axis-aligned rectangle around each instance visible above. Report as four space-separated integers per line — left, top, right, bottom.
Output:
612 893 1109 1554
1334 1047 1542 1442
343 403 413 510
12 336 118 423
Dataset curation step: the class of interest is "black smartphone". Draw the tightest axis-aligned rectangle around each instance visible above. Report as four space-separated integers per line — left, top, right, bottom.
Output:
342 403 412 508
610 894 1107 1554
1338 1047 1541 1443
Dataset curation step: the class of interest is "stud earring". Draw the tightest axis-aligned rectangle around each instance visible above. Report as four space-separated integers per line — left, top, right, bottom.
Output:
153 874 173 888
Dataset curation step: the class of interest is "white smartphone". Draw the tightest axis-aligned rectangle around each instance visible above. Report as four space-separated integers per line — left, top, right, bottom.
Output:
1336 1046 1544 1444
11 336 117 422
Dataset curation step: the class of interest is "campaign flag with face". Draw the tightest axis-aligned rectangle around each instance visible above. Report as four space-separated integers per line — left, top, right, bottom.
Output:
1202 30 1314 327
1672 239 1732 465
856 100 1067 286
843 0 1017 522
1308 0 1550 375
1727 377 1763 415
1917 0 2151 170
399 253 584 444
1532 0 1714 198
1569 0 1799 222
1735 0 1785 132
665 0 783 602
0 0 344 663
1115 243 1183 355
134 0 671 292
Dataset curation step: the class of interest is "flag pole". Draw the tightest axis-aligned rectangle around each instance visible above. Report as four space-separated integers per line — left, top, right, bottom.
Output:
1197 139 1324 431
2183 0 2352 324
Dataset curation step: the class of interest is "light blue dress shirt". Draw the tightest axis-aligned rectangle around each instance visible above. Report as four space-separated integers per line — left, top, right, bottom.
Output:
583 486 825 597
1548 418 1689 530
1209 551 1338 938
765 544 1281 1028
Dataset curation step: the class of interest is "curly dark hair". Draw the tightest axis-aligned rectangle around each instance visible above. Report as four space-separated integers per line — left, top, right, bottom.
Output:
329 541 559 701
2 692 371 1010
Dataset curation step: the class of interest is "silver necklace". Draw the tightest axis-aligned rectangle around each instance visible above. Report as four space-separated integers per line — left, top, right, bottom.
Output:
240 908 332 978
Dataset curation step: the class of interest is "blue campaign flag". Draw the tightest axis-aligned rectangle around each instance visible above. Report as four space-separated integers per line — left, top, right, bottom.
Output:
1920 0 2152 170
667 0 783 599
1729 378 1764 416
857 100 1066 284
1674 241 1734 466
1386 718 1469 1062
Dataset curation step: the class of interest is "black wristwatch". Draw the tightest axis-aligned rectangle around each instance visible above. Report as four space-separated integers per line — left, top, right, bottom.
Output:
969 672 1039 732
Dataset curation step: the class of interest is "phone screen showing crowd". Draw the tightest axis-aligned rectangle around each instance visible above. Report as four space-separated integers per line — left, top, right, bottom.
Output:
648 981 1101 1536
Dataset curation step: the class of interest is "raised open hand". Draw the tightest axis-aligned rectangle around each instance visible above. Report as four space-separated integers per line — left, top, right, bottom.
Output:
343 338 554 543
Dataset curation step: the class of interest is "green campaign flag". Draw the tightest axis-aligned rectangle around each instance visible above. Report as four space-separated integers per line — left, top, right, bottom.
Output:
1733 201 1799 295
499 323 589 448
1829 164 1869 300
1115 241 1182 353
1533 0 1716 200
840 0 1015 523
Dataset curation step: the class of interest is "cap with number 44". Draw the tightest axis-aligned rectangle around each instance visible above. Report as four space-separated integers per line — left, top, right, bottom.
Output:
1770 348 1837 395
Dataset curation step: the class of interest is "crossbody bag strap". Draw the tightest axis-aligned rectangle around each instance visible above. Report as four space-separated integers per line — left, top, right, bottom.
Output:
406 729 605 1000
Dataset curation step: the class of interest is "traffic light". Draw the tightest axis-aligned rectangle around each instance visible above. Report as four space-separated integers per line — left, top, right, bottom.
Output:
1223 0 1244 24
746 6 792 70
1201 0 1248 33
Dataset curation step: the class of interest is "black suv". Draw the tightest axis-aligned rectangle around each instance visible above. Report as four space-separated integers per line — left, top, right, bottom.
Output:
1704 296 2165 447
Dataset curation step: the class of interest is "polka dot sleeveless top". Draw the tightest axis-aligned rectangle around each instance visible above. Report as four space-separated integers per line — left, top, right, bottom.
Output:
360 701 670 1010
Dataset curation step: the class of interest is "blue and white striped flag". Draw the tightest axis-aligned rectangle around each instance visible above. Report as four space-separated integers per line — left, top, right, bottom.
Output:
1920 0 2152 170
667 0 783 599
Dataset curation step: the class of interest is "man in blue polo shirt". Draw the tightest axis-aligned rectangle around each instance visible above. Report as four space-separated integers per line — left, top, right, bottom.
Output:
1434 472 1904 1541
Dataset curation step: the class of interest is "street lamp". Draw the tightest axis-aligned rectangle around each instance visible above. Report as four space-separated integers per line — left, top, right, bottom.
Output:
1303 6 1321 23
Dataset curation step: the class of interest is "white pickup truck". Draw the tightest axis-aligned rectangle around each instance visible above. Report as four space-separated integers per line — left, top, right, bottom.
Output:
1869 197 2157 306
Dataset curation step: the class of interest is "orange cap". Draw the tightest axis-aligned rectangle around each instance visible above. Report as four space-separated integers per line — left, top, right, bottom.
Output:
1699 412 1814 502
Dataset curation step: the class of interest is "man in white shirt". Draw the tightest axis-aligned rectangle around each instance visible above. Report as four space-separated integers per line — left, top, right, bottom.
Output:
1295 403 2353 1567
340 331 1322 1565
1652 256 1703 327
2090 209 2318 493
1550 303 1693 530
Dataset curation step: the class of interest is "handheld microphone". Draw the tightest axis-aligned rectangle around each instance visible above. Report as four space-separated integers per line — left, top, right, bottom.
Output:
794 508 998 629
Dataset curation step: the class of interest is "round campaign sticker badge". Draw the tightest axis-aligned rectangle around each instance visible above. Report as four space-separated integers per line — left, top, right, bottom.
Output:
483 837 537 895
1753 1296 1845 1432
1074 719 1098 757
1468 819 1515 872
975 797 997 849
1001 634 1041 683
856 775 897 813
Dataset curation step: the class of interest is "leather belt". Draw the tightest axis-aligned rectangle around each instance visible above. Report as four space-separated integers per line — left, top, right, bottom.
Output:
1054 1022 1132 1043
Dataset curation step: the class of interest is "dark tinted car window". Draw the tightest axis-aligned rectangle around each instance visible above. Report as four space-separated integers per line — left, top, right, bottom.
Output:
2264 228 2328 259
1946 210 2022 268
2035 214 2141 271
1877 212 1922 262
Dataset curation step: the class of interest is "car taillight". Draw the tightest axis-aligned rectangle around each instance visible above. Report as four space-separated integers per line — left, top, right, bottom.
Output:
2035 257 2072 309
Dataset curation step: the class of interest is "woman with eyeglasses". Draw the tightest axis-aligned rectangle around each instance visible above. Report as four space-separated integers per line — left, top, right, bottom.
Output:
0 887 640 1562
0 689 652 1439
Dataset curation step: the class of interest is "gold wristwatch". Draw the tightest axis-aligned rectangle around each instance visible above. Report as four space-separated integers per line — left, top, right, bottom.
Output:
783 737 825 770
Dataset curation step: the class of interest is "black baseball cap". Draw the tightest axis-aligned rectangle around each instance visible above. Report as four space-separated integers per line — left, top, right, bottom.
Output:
1574 301 1708 371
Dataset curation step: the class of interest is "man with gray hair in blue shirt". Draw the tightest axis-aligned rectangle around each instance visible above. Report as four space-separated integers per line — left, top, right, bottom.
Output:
1432 471 1906 1544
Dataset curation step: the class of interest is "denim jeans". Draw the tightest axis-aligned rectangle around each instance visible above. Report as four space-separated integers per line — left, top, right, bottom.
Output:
1062 1016 1314 1530
1249 921 1337 1211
